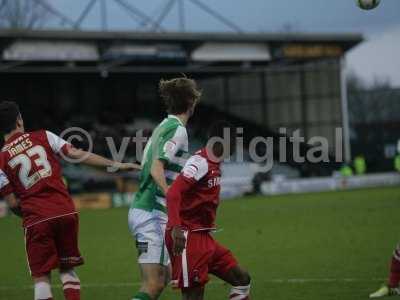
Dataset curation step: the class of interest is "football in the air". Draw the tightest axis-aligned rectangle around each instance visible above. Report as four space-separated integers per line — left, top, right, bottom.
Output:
356 0 381 10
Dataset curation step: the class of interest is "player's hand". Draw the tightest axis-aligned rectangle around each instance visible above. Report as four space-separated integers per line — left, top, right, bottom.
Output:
114 162 142 171
163 185 170 196
171 226 186 256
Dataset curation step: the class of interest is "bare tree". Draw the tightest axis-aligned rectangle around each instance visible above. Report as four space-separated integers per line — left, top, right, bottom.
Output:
0 0 50 29
347 72 392 124
347 72 397 159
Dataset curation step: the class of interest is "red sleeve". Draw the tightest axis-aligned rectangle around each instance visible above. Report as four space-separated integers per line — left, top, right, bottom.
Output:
43 130 72 156
166 174 195 228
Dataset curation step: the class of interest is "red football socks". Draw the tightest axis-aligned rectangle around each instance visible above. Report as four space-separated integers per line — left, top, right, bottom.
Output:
389 256 400 288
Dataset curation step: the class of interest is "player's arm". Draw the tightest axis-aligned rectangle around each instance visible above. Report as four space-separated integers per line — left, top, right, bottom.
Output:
46 131 140 171
152 126 187 195
150 159 169 195
65 147 140 171
166 155 208 255
166 174 194 255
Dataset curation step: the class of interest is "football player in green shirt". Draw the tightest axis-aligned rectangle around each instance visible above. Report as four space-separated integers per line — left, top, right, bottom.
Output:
129 77 201 300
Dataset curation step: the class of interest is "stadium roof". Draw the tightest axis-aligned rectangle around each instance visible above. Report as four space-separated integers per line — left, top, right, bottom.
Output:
0 29 363 74
0 29 363 43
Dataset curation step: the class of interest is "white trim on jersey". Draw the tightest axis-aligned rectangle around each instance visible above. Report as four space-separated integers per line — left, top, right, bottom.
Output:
182 155 208 181
25 211 78 228
155 196 167 208
45 131 69 154
191 227 217 232
182 230 189 288
169 155 188 168
163 126 188 162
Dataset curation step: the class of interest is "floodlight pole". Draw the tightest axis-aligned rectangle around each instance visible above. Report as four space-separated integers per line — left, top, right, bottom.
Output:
340 57 352 163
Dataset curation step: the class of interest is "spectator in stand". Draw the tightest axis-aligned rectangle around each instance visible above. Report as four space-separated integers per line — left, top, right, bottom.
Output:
340 163 353 177
354 155 367 175
395 153 400 173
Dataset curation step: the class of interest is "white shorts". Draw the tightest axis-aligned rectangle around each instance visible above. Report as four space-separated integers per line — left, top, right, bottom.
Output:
128 208 170 266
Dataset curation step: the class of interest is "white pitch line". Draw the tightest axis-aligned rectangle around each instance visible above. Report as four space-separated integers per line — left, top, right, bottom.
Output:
0 278 385 291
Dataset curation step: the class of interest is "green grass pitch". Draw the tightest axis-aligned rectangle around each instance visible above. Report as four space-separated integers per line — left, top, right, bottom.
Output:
1 186 399 299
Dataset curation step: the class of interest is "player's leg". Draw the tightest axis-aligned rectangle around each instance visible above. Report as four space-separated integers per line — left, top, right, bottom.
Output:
129 209 169 300
210 241 251 300
389 243 400 289
25 224 59 300
217 265 251 300
54 214 84 300
134 264 169 300
33 275 53 300
182 286 205 300
59 268 81 300
370 243 400 298
165 230 212 300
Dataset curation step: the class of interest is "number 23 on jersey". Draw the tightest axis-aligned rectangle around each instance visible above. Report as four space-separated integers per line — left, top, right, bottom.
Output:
8 145 52 189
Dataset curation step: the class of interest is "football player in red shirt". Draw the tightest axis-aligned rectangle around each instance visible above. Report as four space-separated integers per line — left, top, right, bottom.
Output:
369 243 400 298
0 101 140 300
166 121 251 300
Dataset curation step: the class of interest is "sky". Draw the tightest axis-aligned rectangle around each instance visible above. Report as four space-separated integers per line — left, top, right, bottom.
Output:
46 0 400 87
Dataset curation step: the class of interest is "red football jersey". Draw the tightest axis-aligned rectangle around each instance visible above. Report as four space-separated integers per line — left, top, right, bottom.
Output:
0 130 76 227
167 148 221 231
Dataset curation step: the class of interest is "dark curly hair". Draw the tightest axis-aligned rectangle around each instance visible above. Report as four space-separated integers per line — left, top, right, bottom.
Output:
0 101 21 135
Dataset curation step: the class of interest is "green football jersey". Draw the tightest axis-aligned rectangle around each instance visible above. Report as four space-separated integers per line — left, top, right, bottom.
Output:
131 115 189 213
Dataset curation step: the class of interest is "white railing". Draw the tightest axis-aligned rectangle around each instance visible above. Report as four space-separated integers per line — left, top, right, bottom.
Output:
260 172 400 196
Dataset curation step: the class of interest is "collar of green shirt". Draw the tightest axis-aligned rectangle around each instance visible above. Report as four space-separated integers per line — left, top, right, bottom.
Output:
168 114 185 127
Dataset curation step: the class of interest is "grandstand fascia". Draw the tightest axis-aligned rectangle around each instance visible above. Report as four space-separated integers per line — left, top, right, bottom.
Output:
0 29 362 74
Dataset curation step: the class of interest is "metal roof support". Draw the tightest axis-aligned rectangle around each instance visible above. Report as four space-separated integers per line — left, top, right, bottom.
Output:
74 0 98 29
100 0 108 31
113 0 165 32
112 0 143 26
189 0 243 33
178 0 185 32
151 0 175 31
33 0 76 28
